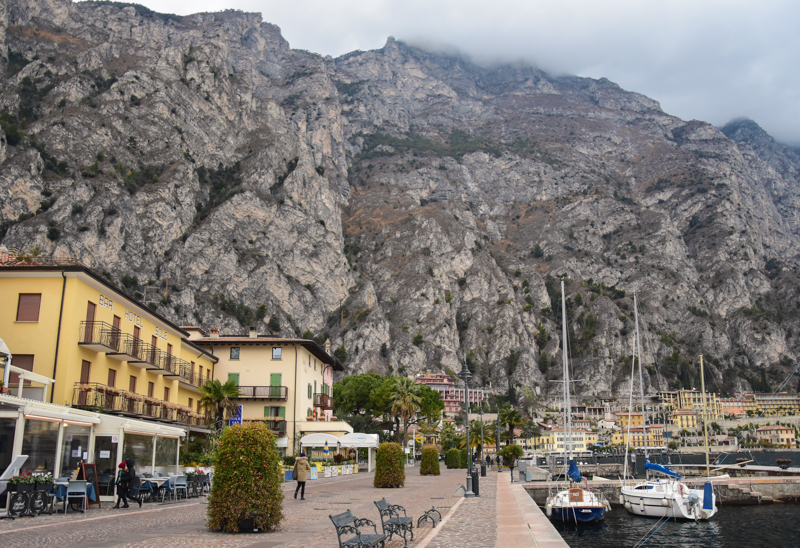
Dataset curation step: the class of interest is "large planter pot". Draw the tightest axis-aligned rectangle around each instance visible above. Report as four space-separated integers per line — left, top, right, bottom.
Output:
15 482 34 493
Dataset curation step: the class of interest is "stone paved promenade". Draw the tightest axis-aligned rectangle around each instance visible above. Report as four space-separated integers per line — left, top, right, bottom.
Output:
0 468 566 548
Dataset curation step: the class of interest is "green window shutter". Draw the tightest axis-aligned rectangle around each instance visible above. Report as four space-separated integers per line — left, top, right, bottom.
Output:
228 373 239 386
279 406 286 419
270 373 281 386
308 384 312 398
264 406 269 417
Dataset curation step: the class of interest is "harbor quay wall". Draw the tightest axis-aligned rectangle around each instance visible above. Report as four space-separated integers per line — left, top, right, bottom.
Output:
523 477 800 506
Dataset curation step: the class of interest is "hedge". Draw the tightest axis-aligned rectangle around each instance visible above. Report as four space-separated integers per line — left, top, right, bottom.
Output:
207 423 283 533
445 448 460 469
374 442 405 488
459 448 468 469
420 445 440 475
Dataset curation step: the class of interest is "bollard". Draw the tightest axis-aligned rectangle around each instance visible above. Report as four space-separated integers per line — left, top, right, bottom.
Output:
471 467 480 497
480 464 487 477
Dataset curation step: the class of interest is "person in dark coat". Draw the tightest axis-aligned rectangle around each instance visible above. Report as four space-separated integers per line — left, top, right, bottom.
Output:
124 457 143 508
113 461 128 508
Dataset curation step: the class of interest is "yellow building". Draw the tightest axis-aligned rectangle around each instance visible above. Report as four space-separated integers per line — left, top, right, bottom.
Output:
584 430 598 447
743 393 800 416
537 430 555 452
756 425 796 447
616 412 643 428
0 253 217 482
670 410 698 429
549 429 587 453
658 389 722 420
612 425 664 448
189 328 351 456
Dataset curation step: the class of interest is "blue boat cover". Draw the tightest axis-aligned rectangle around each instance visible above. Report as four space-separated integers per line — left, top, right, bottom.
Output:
568 460 583 483
644 458 681 478
703 482 713 510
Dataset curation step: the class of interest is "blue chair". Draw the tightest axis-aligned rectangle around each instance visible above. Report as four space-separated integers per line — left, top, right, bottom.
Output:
173 475 188 500
64 480 87 514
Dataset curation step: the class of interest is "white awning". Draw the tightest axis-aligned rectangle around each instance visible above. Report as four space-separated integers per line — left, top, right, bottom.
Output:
23 406 100 424
299 433 341 447
337 433 380 448
276 436 288 448
122 420 186 438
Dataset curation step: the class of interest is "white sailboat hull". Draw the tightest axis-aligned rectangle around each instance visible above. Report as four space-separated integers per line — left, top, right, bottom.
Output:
620 479 717 520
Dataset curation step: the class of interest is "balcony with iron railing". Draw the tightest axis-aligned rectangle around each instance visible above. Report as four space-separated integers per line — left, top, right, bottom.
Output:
248 417 286 436
313 393 334 409
71 383 206 427
78 321 122 353
235 386 288 400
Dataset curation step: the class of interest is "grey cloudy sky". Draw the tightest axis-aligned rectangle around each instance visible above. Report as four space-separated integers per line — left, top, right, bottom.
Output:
128 0 800 146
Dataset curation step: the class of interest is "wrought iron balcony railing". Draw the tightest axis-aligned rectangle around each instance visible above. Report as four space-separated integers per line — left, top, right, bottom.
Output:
235 386 288 400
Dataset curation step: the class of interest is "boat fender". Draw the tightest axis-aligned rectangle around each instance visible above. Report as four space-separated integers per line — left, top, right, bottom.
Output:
545 504 552 517
605 501 612 512
624 501 632 510
618 494 625 506
661 498 669 507
701 509 710 520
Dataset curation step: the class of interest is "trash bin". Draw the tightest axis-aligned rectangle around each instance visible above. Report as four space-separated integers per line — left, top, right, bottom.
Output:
480 464 487 477
470 467 480 497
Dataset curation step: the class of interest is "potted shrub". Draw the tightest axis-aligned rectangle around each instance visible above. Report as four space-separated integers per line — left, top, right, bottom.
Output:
333 453 344 465
736 457 747 467
776 458 791 470
374 442 405 488
445 448 460 469
420 445 440 476
207 423 283 533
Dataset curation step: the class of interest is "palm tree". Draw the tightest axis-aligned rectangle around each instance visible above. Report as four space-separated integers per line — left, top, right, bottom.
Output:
389 377 421 447
439 422 458 450
199 379 241 431
498 405 524 445
521 418 541 451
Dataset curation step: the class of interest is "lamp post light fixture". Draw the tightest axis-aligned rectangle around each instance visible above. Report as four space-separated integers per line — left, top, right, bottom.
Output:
459 358 475 497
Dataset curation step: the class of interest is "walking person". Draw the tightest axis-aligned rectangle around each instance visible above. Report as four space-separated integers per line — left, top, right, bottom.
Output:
124 457 143 508
113 461 128 508
293 452 311 500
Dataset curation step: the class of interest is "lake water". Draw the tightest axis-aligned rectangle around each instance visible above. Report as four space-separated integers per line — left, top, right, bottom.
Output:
552 504 800 547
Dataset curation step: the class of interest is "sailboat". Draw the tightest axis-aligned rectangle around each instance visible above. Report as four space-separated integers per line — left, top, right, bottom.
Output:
545 279 610 523
619 293 718 520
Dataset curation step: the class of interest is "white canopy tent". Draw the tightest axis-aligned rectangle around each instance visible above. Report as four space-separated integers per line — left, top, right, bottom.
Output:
337 433 380 472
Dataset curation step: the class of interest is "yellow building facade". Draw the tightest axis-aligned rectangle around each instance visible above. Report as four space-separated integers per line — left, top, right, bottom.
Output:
612 426 664 448
0 256 217 482
189 330 350 456
616 412 643 428
670 410 698 429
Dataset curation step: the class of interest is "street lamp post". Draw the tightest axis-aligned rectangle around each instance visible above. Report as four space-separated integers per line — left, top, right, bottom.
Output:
459 358 475 497
480 402 484 463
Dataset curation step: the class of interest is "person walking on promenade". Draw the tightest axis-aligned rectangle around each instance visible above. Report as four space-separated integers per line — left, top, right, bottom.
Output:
293 452 311 500
113 461 128 508
485 454 491 469
124 457 143 508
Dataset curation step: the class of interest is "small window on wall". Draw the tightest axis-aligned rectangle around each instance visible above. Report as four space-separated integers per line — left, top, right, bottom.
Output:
188 397 193 409
107 369 116 388
148 382 154 397
230 347 240 360
272 347 282 360
164 387 170 401
16 294 41 322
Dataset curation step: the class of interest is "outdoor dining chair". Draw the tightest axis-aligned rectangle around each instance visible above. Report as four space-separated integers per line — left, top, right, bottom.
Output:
64 480 87 514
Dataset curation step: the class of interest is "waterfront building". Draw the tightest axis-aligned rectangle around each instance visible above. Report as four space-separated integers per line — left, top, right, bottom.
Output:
188 328 350 456
657 389 722 420
0 252 217 486
414 373 484 414
742 392 800 416
611 425 664 449
755 425 797 447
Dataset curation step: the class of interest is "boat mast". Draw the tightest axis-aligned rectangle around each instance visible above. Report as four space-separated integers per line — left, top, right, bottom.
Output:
700 354 710 476
623 342 636 480
561 279 572 480
633 293 648 468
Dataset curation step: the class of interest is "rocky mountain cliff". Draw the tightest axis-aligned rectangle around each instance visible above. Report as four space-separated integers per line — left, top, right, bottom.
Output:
3 0 800 401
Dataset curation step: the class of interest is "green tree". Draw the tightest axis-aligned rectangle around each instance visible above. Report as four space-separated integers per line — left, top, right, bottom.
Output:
268 314 280 332
498 405 524 445
521 418 541 449
199 379 241 431
334 344 347 363
439 422 457 451
499 443 524 467
389 377 422 447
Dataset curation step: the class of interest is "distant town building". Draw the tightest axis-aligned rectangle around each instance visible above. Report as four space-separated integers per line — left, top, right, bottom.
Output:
756 425 796 447
415 374 485 413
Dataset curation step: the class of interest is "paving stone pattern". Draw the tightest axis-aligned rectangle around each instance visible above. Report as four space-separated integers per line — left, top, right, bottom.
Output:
424 471 498 548
0 467 481 548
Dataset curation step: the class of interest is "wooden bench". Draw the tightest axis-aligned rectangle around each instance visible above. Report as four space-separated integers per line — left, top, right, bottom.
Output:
374 498 414 548
330 509 386 548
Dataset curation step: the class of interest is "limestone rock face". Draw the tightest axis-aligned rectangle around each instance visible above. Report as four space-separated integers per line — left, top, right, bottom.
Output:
2 0 800 400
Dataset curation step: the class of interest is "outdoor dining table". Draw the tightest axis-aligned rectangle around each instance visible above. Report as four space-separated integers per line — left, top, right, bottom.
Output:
50 481 97 512
141 477 171 501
